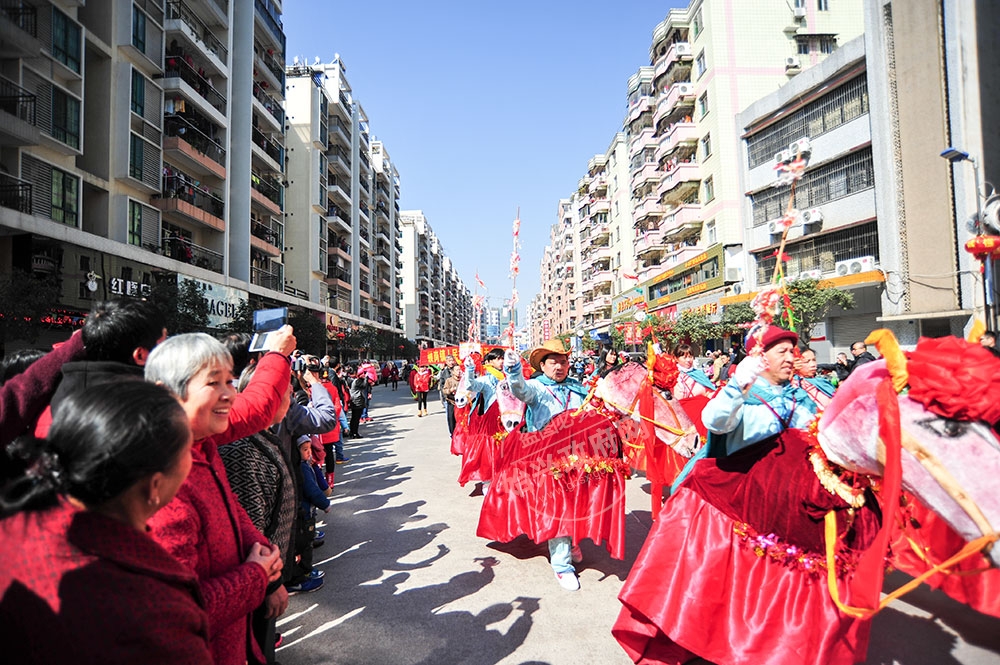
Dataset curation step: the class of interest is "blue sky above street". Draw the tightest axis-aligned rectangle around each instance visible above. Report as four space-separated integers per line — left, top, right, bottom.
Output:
283 2 682 320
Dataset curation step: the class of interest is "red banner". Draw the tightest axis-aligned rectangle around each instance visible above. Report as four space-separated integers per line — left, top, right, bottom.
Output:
420 345 505 366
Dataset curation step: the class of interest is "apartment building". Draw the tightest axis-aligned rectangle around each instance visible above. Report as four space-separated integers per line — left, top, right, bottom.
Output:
0 0 318 347
283 58 403 337
734 37 882 360
398 210 471 347
625 0 864 319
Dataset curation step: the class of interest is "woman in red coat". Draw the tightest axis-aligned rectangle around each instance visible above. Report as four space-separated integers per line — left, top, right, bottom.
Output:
412 363 434 417
0 380 211 664
145 329 294 665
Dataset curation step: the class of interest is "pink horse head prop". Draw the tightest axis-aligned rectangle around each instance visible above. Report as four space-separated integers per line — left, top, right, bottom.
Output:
818 347 1000 567
593 361 700 457
495 379 525 432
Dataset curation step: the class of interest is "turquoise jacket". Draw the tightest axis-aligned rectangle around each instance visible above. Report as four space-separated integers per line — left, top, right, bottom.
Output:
505 360 588 432
702 377 817 455
465 364 504 410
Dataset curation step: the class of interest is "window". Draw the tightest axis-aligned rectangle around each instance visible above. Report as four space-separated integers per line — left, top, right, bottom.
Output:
698 92 709 117
703 176 715 203
129 134 144 179
797 37 810 55
819 36 837 54
132 7 146 53
51 168 78 227
131 69 145 116
128 200 143 246
817 0 829 9
794 0 805 6
696 51 707 78
692 10 703 38
706 219 717 244
51 8 81 73
79 255 90 271
51 89 80 149
701 133 712 159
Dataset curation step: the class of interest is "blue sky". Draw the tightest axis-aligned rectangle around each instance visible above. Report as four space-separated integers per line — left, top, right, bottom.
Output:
283 2 682 321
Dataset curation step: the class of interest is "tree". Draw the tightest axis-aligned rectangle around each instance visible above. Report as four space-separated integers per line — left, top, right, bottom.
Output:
784 279 855 343
149 275 210 334
665 311 715 350
289 310 327 355
221 299 254 335
718 302 754 338
0 270 62 354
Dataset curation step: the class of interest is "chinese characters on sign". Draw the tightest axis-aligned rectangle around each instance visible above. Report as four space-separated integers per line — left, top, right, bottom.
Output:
108 277 151 297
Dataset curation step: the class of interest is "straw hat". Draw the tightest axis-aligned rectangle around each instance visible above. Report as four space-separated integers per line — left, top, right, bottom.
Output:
528 338 570 372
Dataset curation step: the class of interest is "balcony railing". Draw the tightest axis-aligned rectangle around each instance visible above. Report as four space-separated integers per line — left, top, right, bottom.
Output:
0 173 32 214
251 216 283 248
252 125 284 165
251 265 282 291
250 171 283 207
164 114 225 166
252 82 284 125
1 3 36 37
162 232 223 272
254 0 285 50
253 41 284 89
164 55 226 113
0 76 35 125
161 172 225 218
166 0 228 63
332 268 351 284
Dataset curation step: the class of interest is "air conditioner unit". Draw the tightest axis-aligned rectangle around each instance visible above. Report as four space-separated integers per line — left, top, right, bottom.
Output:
801 208 823 225
768 220 780 234
793 6 806 18
835 256 877 276
785 56 801 70
774 149 792 165
797 269 822 280
725 267 742 282
788 138 812 157
676 83 693 96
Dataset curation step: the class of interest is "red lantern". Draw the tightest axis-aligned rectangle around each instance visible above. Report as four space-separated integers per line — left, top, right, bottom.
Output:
337 332 346 339
964 235 1000 260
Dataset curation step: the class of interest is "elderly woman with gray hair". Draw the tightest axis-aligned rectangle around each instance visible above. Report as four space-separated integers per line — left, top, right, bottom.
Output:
145 326 296 665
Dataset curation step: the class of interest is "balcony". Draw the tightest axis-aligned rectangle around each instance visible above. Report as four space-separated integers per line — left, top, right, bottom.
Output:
254 0 285 51
163 114 226 178
330 267 351 287
590 197 610 216
655 120 697 163
326 205 350 232
251 263 282 291
327 177 350 206
161 232 223 273
253 40 285 92
252 82 284 129
653 41 692 83
155 171 225 231
658 82 695 120
0 4 39 58
663 245 704 268
251 125 284 169
590 244 613 262
0 76 39 145
635 227 667 258
661 203 702 237
628 126 656 157
657 160 700 203
163 55 226 116
250 171 283 215
591 269 614 287
0 173 32 214
251 216 283 255
632 160 660 187
627 94 654 125
634 193 661 223
166 0 228 67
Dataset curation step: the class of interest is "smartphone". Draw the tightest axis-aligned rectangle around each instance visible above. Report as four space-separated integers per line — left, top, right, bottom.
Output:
248 307 288 353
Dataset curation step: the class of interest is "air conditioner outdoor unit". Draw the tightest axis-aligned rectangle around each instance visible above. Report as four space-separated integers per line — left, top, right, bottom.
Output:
793 6 806 18
801 208 823 225
835 256 876 276
725 267 742 282
768 220 780 234
785 56 801 70
797 269 823 280
677 83 693 96
774 149 792 165
676 43 692 56
788 138 812 157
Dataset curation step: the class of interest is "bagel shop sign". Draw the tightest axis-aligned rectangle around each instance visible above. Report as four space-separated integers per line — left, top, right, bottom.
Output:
179 276 248 329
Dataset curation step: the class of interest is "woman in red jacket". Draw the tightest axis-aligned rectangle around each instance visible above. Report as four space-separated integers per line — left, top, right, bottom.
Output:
0 380 211 664
145 329 294 665
412 362 434 417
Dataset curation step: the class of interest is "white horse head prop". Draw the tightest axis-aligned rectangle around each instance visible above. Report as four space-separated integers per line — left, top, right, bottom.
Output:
818 352 1000 567
496 379 525 432
454 368 472 408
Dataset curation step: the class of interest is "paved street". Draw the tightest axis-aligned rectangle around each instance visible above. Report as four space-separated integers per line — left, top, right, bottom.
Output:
277 385 1000 665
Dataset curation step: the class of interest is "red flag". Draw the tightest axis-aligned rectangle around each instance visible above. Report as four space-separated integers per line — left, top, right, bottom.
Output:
475 272 486 289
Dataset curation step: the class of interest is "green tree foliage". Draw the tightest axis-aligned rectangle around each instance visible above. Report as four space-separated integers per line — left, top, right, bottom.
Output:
664 311 715 349
288 310 327 355
718 302 754 338
0 270 62 353
221 299 254 335
150 276 209 334
784 279 855 342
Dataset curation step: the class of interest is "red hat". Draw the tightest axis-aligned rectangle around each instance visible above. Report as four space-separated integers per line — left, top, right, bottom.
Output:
745 324 799 353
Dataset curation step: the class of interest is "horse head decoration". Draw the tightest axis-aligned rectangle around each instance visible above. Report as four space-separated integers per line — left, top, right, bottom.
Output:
818 333 1000 567
495 379 525 432
454 367 472 409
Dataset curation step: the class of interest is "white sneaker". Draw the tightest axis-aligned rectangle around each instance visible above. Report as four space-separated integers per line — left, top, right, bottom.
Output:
555 571 580 591
570 545 583 564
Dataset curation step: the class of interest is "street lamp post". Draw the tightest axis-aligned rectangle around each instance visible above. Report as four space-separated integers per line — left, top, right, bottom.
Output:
941 147 994 330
